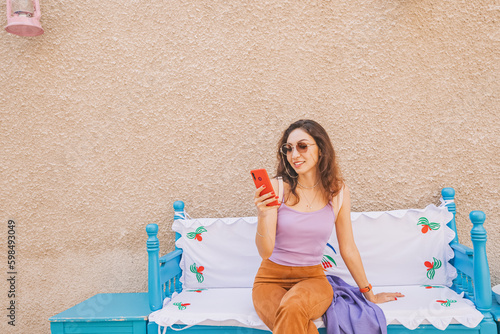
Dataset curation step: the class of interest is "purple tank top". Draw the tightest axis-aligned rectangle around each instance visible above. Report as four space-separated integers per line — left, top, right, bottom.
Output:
269 201 335 266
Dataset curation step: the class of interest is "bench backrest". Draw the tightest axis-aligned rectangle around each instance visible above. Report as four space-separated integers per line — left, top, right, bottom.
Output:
173 204 455 289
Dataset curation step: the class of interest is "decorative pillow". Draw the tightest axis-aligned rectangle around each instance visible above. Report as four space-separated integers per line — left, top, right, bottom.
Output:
173 204 456 289
172 217 262 289
322 204 456 287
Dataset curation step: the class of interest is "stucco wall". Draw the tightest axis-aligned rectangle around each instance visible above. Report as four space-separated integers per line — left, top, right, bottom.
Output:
1 0 499 333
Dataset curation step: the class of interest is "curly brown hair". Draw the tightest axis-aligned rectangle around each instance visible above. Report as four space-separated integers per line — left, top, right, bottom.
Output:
276 119 344 205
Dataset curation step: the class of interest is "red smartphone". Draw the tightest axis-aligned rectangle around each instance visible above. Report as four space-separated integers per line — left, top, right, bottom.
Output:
251 169 280 206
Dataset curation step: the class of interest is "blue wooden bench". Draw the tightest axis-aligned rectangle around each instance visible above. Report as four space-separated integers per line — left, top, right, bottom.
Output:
145 188 497 334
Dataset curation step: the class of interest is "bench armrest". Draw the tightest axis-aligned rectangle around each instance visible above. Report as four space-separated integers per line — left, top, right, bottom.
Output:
451 243 473 256
450 211 492 319
147 224 184 312
160 249 183 264
159 249 183 295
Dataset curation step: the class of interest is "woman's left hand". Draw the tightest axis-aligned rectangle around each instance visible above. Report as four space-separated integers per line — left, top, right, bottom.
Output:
366 292 405 304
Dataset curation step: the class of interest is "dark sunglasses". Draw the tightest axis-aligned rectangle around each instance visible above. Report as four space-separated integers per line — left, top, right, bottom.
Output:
280 142 316 155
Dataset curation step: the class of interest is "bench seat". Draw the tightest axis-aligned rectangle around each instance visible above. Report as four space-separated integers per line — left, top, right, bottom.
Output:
145 188 497 334
149 285 483 331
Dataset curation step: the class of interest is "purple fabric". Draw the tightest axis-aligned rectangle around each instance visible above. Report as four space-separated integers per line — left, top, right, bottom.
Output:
323 275 387 334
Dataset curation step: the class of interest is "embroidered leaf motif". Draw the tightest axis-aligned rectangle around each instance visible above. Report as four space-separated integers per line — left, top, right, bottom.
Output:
173 302 191 310
321 255 336 270
418 217 441 234
436 299 456 307
186 227 207 241
190 263 205 283
425 257 442 280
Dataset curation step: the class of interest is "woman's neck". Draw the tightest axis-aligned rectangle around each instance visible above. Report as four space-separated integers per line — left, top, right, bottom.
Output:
297 172 320 189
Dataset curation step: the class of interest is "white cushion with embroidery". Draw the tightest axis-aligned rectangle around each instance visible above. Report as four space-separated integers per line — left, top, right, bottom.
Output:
148 288 269 330
173 217 262 289
174 204 456 289
148 285 483 331
322 204 456 287
376 285 483 329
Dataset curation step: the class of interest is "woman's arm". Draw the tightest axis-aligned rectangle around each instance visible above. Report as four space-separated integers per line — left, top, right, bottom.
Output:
335 185 404 303
254 178 280 259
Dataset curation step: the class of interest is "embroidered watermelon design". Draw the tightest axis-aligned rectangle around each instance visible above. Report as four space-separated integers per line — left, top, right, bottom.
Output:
436 299 456 307
424 257 442 279
187 227 207 241
173 302 191 310
422 285 444 289
190 263 205 283
321 243 337 270
187 289 206 293
418 217 440 234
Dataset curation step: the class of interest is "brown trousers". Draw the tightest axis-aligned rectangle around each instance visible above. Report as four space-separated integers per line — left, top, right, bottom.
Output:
252 259 333 334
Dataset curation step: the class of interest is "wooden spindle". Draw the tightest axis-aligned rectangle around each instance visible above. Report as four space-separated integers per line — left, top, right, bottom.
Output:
146 224 162 311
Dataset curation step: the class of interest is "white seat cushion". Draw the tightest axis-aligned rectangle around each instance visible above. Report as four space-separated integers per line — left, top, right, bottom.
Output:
375 285 483 330
148 285 483 331
148 288 270 330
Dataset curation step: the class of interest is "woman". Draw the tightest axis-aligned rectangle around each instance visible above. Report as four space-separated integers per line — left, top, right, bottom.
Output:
252 120 403 334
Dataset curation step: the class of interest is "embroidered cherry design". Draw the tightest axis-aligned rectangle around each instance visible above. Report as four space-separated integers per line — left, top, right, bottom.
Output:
425 257 442 280
321 255 336 270
173 302 191 310
187 227 207 241
436 299 456 307
418 217 440 234
422 285 444 289
190 263 205 283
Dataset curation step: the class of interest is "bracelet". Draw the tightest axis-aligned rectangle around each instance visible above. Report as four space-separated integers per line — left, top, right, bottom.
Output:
360 284 372 293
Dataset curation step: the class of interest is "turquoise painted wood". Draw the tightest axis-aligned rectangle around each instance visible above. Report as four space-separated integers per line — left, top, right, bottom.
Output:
147 224 162 312
470 211 497 333
146 188 497 334
490 294 500 334
49 293 150 334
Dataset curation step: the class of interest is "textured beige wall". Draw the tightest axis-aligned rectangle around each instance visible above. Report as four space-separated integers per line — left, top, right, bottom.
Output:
1 0 499 333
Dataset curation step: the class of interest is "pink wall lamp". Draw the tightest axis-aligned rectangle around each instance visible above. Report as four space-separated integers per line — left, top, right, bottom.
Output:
5 0 44 36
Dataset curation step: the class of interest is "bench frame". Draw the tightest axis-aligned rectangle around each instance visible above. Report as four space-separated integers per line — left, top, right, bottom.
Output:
145 187 497 334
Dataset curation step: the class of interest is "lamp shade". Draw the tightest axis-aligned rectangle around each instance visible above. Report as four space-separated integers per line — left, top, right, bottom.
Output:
5 0 44 37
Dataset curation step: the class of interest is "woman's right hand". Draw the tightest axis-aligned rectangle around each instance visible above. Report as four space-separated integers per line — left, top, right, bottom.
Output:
254 186 280 215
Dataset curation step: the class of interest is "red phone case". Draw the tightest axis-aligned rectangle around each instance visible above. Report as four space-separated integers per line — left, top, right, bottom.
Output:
251 169 280 206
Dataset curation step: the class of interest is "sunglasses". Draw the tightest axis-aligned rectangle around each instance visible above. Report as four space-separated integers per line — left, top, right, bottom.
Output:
280 142 316 155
